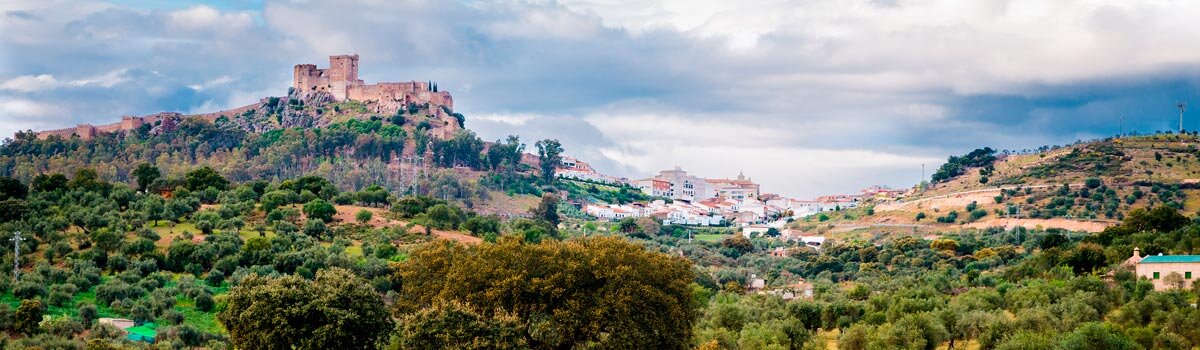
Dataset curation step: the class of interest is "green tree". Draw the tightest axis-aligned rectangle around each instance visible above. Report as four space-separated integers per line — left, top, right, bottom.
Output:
218 268 392 350
995 330 1057 350
530 193 560 225
461 216 500 236
184 166 229 191
535 139 563 184
390 301 527 350
869 313 949 350
424 204 464 230
1058 323 1139 350
14 299 44 335
0 177 27 200
68 168 109 193
303 199 336 223
303 219 328 238
261 190 297 213
355 209 373 224
1065 243 1108 275
393 237 697 349
78 304 98 328
132 163 161 193
30 173 68 193
839 324 869 350
193 210 221 234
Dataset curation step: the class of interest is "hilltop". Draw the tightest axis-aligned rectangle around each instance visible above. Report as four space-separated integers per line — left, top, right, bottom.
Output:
807 133 1200 235
6 54 541 217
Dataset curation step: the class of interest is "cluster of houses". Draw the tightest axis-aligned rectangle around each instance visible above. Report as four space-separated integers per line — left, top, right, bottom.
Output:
563 161 1200 296
554 157 629 185
578 166 907 228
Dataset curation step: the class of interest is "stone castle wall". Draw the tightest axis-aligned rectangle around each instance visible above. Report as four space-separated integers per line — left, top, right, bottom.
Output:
294 54 454 111
188 102 262 123
34 104 261 141
33 54 453 141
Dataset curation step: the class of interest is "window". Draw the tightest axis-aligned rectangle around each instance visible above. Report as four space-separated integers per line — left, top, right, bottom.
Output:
1153 272 1160 279
1188 272 1193 279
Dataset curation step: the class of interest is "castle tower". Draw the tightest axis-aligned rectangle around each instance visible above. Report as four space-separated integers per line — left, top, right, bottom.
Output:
120 116 143 131
328 54 360 100
293 64 321 97
74 124 96 140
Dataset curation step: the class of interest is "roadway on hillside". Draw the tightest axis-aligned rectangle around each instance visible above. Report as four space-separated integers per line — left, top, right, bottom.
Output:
334 205 482 244
876 183 1082 212
869 183 1117 233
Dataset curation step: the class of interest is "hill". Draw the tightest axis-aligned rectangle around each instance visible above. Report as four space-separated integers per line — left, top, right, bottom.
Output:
811 133 1200 235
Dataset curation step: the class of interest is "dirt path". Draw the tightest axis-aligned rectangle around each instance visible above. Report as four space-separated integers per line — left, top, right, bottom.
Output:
964 218 1114 233
334 205 481 244
876 183 1081 211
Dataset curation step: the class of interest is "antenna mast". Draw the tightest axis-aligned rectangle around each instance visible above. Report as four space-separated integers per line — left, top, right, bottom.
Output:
1178 102 1187 134
11 231 21 282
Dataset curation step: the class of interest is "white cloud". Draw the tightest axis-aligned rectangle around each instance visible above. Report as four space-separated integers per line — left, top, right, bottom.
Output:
561 0 1200 94
188 75 235 91
584 112 792 148
167 6 254 32
0 69 134 92
470 113 540 126
0 74 59 92
579 111 942 197
0 98 65 117
0 98 67 142
484 5 603 40
67 69 130 88
8 0 1200 197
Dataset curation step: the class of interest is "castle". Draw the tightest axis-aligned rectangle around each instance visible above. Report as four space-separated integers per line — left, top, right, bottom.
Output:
293 54 453 109
34 54 456 140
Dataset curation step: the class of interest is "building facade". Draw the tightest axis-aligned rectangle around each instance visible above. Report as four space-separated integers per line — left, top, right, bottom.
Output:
637 167 711 201
706 172 761 200
1131 249 1200 290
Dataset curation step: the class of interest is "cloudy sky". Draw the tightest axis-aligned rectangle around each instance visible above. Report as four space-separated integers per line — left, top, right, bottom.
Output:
4 0 1200 198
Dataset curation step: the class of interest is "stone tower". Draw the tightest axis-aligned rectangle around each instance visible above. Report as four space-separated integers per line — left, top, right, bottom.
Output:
293 64 323 96
328 54 360 100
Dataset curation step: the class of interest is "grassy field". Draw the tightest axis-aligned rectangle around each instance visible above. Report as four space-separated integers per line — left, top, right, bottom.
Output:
692 233 729 243
2 274 227 334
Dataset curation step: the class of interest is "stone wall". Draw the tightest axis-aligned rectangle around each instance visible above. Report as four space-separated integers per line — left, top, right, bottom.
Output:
188 102 263 122
33 53 455 141
294 54 454 111
33 103 260 141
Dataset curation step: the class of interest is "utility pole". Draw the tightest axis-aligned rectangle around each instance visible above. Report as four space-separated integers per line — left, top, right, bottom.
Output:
11 231 21 283
921 163 926 189
1178 102 1187 134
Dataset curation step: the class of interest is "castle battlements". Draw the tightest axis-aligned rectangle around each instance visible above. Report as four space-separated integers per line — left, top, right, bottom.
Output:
31 54 455 141
293 54 454 110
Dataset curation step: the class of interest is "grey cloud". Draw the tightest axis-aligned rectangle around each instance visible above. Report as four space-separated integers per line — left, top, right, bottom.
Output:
8 0 1200 197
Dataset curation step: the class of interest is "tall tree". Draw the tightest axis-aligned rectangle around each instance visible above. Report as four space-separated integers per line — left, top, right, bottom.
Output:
218 268 392 350
14 299 44 335
535 139 562 184
393 237 698 349
132 163 161 193
530 193 560 226
185 166 229 191
30 173 68 193
391 301 527 350
303 199 336 223
0 177 27 200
